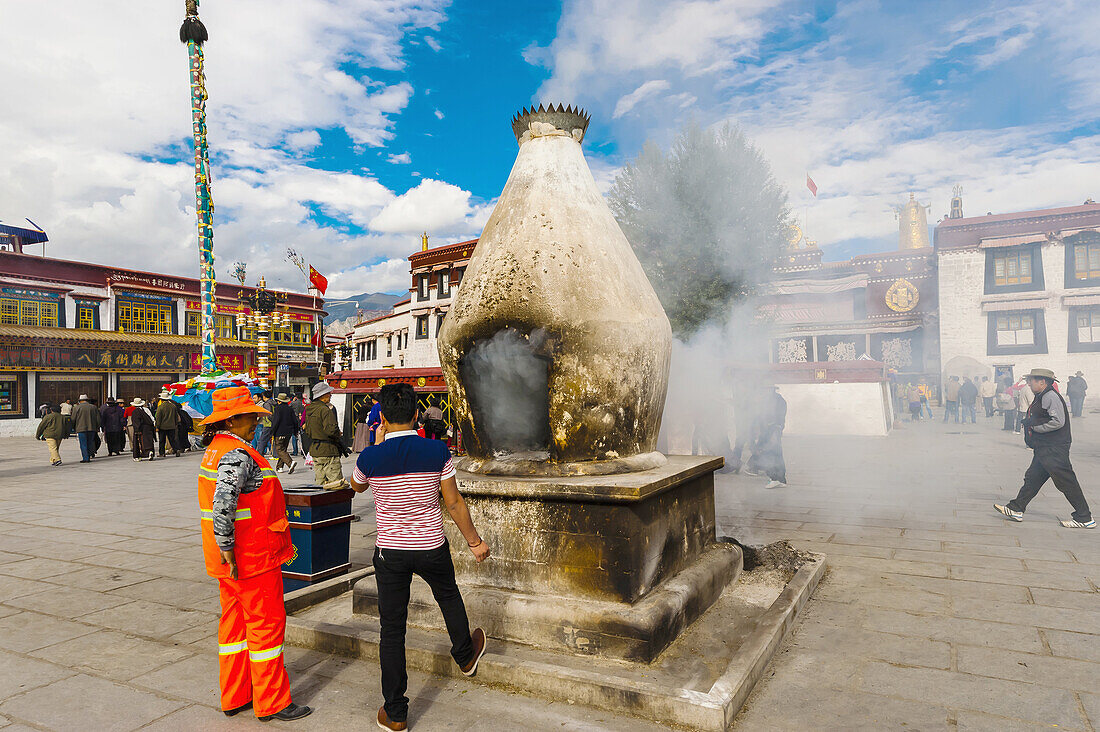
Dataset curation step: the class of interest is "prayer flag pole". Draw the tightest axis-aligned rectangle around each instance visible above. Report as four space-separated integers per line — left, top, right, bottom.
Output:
180 0 217 374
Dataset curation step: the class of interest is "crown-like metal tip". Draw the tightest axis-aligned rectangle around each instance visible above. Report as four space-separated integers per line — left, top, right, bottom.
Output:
511 102 591 144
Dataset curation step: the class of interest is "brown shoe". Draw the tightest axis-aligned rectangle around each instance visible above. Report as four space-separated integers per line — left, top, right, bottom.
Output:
460 627 487 677
377 706 407 731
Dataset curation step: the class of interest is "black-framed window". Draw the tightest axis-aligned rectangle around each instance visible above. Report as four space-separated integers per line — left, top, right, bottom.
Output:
437 269 451 299
416 275 429 301
985 246 1044 294
1064 231 1100 288
386 336 392 357
987 309 1047 355
415 315 429 339
0 372 28 420
436 313 445 335
452 267 464 291
1069 307 1100 353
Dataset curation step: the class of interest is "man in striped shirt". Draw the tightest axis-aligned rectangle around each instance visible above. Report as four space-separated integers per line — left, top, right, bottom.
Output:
351 383 490 731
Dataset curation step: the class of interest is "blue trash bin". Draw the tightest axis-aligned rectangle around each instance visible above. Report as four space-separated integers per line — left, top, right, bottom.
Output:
282 487 354 592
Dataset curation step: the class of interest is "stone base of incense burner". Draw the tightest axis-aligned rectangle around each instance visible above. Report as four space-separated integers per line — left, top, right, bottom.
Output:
352 455 740 662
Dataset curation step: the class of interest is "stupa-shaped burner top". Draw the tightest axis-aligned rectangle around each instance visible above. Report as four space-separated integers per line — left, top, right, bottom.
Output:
438 105 672 476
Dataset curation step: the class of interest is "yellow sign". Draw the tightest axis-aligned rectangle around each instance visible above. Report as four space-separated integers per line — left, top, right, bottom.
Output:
885 278 919 312
417 377 426 387
377 378 387 387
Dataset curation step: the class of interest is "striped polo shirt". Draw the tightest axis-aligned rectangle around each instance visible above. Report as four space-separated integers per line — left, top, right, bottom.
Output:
353 430 456 550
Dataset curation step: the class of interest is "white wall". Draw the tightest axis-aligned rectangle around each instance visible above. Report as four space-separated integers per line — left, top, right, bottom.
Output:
938 244 1100 384
780 382 893 436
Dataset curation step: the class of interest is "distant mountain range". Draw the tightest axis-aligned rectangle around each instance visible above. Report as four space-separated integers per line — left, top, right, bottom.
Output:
323 292 406 322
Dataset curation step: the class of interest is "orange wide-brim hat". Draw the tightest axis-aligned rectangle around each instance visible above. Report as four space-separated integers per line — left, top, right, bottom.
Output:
201 386 271 425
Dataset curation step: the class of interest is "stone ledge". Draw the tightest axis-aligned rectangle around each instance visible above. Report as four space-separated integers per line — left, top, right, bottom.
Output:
455 454 724 503
285 554 826 731
353 542 740 662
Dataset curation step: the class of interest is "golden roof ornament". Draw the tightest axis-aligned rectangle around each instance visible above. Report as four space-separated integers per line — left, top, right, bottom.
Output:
896 193 931 250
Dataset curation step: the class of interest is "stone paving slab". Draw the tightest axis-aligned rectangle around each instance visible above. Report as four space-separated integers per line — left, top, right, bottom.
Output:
0 411 1097 730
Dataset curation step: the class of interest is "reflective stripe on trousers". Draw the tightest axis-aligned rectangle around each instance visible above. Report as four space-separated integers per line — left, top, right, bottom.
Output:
217 567 292 716
219 639 248 655
249 644 284 663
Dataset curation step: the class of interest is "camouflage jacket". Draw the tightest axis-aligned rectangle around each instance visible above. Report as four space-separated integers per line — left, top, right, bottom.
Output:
211 433 265 549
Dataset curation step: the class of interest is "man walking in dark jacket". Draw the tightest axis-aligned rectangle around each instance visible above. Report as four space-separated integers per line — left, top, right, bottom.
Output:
746 385 787 489
155 390 181 457
271 392 299 474
71 394 100 463
1066 371 1087 418
995 368 1094 528
100 398 127 455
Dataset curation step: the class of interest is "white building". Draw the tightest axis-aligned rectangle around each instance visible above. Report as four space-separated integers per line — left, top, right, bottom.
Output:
346 238 475 372
936 196 1100 386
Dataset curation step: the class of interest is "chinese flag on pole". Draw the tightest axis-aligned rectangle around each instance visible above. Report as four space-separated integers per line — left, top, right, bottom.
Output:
308 265 328 295
806 174 818 197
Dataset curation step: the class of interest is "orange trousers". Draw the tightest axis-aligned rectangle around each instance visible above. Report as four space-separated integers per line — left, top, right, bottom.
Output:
217 567 293 717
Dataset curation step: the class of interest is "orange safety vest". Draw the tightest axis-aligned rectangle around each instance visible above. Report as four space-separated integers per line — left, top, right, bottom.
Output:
198 434 293 580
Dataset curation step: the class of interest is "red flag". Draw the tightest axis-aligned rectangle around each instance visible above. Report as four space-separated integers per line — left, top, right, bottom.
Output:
310 326 323 346
308 265 328 295
806 174 818 197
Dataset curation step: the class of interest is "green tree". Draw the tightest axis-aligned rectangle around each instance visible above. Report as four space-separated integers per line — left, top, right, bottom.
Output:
609 123 790 337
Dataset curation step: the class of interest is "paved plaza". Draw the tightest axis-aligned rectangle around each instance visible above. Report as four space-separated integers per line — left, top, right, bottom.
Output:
0 410 1096 730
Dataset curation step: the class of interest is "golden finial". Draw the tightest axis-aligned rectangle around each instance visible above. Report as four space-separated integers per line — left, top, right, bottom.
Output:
421 232 429 251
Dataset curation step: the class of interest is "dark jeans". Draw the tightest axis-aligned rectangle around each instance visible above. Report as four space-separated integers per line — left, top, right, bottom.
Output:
960 403 976 423
77 431 95 461
1069 395 1085 418
373 542 474 723
289 433 299 455
1003 409 1016 431
158 428 180 456
983 397 994 417
749 427 786 483
943 401 958 422
1008 444 1092 522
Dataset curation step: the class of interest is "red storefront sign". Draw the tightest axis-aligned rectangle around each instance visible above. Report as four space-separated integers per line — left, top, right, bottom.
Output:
188 353 247 372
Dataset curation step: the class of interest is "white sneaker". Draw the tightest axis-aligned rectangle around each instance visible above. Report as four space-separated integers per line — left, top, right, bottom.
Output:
1059 518 1096 529
288 460 297 475
765 480 786 489
276 466 284 473
994 503 1023 522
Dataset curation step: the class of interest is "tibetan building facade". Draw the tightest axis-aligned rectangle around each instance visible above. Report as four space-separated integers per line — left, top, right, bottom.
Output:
328 237 476 439
0 224 324 435
935 197 1100 386
761 195 940 391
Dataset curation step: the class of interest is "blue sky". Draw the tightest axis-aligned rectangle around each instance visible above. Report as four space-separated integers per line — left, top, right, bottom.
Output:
1 0 1098 297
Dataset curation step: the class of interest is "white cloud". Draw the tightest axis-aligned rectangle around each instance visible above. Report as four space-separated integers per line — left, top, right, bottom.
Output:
285 130 322 152
534 0 1100 257
0 0 459 295
327 258 412 297
369 179 492 235
387 152 412 164
424 36 443 52
612 80 671 119
434 109 445 120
